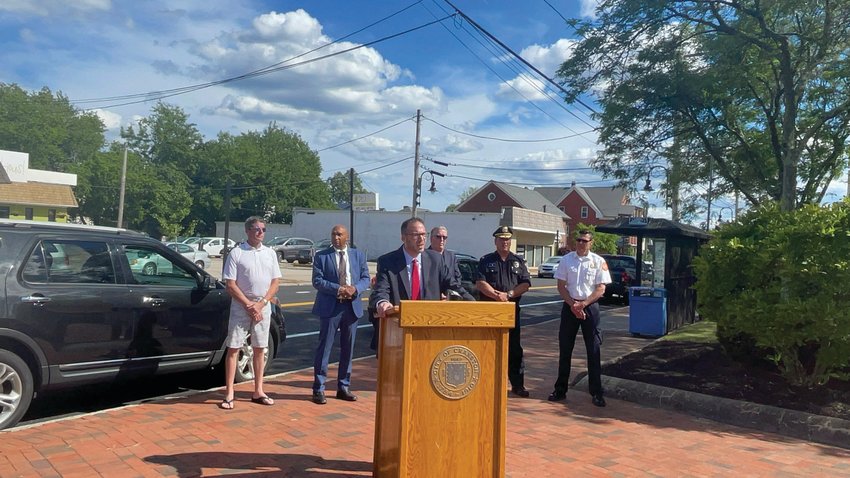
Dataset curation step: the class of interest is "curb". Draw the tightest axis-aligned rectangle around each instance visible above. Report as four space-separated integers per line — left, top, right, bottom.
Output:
573 374 850 450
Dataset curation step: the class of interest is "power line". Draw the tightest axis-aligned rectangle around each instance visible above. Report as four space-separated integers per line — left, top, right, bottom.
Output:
316 116 414 152
73 13 457 110
421 1 595 136
423 115 595 142
443 0 600 116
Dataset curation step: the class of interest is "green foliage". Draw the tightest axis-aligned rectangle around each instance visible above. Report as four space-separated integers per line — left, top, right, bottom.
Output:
0 83 105 171
326 171 367 206
575 223 618 254
445 186 479 212
558 1 850 212
693 201 850 386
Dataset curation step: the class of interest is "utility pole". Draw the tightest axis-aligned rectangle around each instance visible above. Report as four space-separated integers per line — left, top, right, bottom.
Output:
349 167 355 245
411 109 422 218
117 146 128 228
705 157 713 230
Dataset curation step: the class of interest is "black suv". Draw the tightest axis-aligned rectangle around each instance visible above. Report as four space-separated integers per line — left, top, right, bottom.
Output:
0 220 284 429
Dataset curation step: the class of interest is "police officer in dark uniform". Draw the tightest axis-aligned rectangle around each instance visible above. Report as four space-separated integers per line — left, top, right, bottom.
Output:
476 226 532 397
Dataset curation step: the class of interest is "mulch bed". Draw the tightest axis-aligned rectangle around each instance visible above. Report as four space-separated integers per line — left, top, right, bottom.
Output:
603 340 850 421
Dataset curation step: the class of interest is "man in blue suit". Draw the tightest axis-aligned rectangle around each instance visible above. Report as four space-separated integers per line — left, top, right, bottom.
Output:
311 224 371 405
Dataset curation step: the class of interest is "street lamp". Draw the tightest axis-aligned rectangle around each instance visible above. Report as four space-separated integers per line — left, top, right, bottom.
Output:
415 170 445 208
716 206 734 224
642 164 679 222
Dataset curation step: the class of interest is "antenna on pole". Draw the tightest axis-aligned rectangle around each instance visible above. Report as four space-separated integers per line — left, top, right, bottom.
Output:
411 109 421 217
117 146 128 228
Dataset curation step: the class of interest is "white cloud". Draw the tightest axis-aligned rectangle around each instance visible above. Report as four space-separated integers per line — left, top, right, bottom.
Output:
497 75 548 102
92 109 122 130
184 8 420 123
496 39 576 103
580 0 600 19
518 39 576 75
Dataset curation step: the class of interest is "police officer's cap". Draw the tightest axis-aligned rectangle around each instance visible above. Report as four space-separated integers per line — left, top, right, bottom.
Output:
493 226 513 238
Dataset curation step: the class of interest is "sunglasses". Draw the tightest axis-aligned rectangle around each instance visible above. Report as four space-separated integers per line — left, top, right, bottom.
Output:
251 227 266 232
575 238 592 243
432 235 448 240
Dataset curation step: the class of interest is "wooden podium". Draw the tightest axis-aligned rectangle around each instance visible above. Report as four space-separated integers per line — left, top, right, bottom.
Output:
373 300 515 477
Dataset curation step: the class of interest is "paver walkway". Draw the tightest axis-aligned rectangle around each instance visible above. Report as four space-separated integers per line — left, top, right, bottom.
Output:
2 315 849 477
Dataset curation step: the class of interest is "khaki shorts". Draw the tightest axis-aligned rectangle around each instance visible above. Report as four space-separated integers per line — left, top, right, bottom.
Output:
225 304 271 349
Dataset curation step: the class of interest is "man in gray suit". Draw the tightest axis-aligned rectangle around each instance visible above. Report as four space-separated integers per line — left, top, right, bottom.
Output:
371 218 472 319
428 225 474 300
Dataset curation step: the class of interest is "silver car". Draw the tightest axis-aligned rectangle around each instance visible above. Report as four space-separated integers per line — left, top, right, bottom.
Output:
165 242 211 270
537 255 563 278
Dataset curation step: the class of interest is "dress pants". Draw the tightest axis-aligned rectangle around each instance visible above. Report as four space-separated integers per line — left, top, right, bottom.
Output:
553 301 603 396
313 302 359 393
508 301 525 390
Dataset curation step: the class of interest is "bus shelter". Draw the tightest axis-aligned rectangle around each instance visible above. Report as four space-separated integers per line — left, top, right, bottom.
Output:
596 217 711 333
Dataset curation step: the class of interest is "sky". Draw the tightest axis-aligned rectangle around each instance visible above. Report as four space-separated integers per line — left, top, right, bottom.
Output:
2 0 846 223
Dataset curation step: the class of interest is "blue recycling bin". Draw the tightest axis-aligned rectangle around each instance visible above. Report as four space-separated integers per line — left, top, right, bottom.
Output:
629 287 667 337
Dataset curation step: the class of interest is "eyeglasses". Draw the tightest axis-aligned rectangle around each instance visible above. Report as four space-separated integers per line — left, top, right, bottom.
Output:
251 227 266 233
575 238 592 243
432 235 448 240
406 233 427 238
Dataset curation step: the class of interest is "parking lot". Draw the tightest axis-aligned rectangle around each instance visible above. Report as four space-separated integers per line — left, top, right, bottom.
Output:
205 257 378 285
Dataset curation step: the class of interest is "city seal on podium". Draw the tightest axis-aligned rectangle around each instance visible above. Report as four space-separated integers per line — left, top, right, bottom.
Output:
430 345 481 400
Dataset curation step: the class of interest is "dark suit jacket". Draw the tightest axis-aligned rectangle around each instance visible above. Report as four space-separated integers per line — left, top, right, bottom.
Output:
312 247 371 318
427 247 475 301
369 247 473 308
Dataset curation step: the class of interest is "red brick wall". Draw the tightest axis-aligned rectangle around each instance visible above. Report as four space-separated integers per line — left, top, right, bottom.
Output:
559 191 606 247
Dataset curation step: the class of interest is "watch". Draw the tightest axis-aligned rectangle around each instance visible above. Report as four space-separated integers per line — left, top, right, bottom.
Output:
507 290 514 299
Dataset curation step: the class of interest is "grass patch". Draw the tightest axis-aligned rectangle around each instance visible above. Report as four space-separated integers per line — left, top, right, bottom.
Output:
658 320 717 344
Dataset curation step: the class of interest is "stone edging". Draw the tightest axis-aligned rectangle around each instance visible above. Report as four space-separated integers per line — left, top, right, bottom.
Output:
574 374 850 450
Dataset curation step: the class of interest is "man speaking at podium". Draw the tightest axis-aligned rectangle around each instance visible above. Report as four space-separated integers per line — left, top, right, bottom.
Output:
371 217 473 319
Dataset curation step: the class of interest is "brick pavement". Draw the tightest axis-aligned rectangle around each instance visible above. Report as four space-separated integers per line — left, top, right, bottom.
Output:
2 317 849 477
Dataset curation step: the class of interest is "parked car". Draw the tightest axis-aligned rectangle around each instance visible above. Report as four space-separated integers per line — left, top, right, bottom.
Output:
455 253 481 300
537 255 563 278
197 237 236 258
600 254 641 304
313 238 332 251
265 236 314 264
0 220 284 430
165 242 211 270
313 238 357 252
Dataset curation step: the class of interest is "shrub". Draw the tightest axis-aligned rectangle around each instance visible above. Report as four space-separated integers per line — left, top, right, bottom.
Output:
693 200 850 387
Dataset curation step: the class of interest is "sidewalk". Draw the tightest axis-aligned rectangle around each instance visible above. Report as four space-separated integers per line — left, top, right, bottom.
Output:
2 315 848 477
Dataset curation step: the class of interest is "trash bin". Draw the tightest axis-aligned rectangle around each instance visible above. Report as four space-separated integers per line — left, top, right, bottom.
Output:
629 287 667 337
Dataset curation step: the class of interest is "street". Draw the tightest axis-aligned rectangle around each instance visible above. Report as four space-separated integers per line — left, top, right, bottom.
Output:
16 277 628 429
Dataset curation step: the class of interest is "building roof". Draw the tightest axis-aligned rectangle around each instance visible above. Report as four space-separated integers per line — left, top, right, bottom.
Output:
0 182 78 208
536 184 635 218
483 181 567 218
596 217 711 240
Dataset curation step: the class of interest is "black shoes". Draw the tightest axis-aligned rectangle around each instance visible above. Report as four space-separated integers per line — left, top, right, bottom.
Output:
312 391 327 405
336 387 357 402
592 394 607 407
547 391 567 402
511 387 530 398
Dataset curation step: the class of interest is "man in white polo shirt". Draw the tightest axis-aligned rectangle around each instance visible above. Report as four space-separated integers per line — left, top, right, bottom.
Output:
219 216 281 410
548 229 611 407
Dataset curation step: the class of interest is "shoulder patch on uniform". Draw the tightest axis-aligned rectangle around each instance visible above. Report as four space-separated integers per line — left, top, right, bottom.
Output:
601 260 609 271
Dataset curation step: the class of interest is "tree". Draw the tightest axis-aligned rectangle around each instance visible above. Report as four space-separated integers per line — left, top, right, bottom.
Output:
0 83 104 171
558 1 850 212
201 123 333 228
326 170 367 207
445 185 478 212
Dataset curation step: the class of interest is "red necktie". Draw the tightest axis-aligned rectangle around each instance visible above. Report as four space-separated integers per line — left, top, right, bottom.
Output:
410 258 420 300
